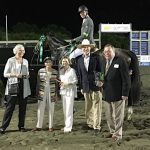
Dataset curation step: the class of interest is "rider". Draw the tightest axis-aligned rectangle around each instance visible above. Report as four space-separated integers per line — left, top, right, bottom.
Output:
69 5 96 60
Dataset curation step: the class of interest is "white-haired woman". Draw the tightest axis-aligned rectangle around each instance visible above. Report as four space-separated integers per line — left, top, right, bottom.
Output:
0 44 31 134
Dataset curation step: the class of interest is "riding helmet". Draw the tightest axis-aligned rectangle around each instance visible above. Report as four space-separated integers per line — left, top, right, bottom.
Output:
78 5 88 13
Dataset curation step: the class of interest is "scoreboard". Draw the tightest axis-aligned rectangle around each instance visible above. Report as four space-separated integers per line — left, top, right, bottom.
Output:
130 31 150 66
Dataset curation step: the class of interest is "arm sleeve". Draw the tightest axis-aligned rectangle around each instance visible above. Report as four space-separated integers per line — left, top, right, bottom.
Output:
77 62 82 90
75 19 93 42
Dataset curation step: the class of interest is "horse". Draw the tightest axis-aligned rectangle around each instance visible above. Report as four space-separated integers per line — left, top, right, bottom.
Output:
31 32 77 66
32 33 141 120
115 48 141 120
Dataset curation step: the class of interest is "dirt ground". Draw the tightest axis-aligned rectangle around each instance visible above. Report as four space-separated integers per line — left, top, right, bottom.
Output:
0 86 150 150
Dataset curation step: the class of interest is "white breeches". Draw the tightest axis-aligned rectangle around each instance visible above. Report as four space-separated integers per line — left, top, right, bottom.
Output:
61 95 74 132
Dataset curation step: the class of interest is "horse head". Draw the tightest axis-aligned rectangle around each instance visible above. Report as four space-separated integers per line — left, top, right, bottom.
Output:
33 32 78 65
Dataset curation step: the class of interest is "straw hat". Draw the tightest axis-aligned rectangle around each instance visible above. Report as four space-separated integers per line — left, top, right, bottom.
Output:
77 39 95 49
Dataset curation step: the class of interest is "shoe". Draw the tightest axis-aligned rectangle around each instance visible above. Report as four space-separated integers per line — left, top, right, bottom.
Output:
94 129 100 136
19 127 27 132
82 125 93 130
64 131 71 134
49 128 53 132
116 139 122 146
32 128 41 132
112 136 119 142
112 136 122 145
87 126 93 130
0 128 5 134
105 133 113 138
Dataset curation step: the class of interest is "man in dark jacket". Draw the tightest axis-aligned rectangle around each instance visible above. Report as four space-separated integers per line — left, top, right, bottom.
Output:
77 39 103 136
103 44 131 143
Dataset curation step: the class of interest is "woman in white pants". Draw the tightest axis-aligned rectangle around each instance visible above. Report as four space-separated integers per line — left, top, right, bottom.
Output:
32 57 58 132
59 57 78 133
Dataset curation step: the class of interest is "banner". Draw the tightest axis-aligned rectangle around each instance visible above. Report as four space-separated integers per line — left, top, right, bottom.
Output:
100 24 131 32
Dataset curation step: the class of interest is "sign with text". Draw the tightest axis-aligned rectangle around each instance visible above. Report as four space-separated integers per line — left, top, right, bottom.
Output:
140 55 150 62
100 24 131 32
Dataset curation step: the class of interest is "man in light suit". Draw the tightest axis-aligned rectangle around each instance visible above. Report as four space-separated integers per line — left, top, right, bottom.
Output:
103 44 131 143
77 39 103 136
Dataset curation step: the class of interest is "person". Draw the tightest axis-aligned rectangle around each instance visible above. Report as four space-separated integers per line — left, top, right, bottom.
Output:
69 5 95 60
32 57 58 132
103 44 131 143
0 44 31 134
59 57 78 133
77 39 103 136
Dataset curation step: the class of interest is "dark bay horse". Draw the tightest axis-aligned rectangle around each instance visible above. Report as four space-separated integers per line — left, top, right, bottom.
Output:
33 33 141 120
116 48 141 120
32 32 77 66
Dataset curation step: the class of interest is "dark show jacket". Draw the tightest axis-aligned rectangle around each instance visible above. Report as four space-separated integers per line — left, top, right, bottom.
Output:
75 16 95 44
103 55 131 102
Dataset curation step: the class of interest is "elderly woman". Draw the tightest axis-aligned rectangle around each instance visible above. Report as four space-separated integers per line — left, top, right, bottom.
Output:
0 44 31 134
59 57 78 133
32 57 58 132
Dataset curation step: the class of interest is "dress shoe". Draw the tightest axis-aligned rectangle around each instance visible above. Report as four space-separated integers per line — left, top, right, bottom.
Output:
19 127 27 132
105 133 113 138
82 125 93 130
94 129 100 136
49 128 53 132
32 128 41 132
0 128 5 134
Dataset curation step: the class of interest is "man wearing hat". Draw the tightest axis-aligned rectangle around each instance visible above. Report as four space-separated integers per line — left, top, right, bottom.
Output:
32 57 58 132
77 39 103 136
69 5 95 60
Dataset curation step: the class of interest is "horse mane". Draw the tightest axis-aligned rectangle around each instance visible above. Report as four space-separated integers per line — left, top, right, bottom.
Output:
45 32 68 48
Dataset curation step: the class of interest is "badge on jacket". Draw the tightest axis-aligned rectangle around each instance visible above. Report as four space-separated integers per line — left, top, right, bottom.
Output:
114 64 119 68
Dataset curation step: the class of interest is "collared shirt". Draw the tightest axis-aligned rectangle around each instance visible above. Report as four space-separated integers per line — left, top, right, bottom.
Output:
83 53 90 71
108 55 115 66
105 55 115 75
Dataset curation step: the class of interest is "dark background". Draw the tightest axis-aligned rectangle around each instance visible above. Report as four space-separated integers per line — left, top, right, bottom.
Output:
1 0 150 37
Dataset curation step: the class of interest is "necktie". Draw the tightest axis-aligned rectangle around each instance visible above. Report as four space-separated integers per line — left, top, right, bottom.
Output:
105 60 110 75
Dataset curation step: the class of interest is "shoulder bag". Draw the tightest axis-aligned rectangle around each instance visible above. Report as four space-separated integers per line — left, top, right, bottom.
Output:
8 62 23 96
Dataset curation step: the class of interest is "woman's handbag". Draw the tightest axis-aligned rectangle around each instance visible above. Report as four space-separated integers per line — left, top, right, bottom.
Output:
8 62 23 96
8 82 19 96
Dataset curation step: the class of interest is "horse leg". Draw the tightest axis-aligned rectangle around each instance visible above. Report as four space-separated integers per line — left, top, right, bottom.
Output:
127 106 133 121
